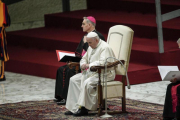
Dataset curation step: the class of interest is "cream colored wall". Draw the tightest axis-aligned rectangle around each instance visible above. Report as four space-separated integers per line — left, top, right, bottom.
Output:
6 0 87 31
70 0 87 11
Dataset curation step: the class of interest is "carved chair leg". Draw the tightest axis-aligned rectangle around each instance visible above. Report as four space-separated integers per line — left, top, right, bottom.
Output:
122 97 126 112
98 106 102 116
102 99 105 108
98 98 103 116
97 68 103 116
98 87 103 116
122 76 126 112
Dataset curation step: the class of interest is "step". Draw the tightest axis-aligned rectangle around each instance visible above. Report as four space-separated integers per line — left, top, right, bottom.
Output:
132 37 178 52
130 37 179 65
123 0 180 6
7 27 178 52
7 27 179 65
5 46 162 85
6 46 66 79
160 49 180 66
87 0 180 14
115 63 161 85
45 10 180 40
7 27 85 52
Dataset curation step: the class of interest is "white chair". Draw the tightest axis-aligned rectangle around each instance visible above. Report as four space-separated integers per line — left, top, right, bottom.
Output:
91 25 134 116
69 25 134 116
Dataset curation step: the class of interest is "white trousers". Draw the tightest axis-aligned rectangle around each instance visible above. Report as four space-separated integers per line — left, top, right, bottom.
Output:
65 71 115 113
65 72 100 113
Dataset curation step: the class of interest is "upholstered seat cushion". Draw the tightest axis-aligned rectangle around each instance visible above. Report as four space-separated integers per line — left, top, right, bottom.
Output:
98 81 123 99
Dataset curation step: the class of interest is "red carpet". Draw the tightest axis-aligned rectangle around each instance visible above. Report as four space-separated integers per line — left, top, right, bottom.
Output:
6 0 180 85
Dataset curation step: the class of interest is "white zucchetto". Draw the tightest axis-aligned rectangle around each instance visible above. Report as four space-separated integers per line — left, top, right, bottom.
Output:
87 32 98 38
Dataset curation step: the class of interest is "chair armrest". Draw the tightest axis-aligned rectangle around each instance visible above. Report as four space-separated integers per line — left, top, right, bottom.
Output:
68 62 80 73
68 62 80 69
90 60 124 72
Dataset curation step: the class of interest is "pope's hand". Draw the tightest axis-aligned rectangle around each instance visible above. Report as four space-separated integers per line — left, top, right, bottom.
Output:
81 64 89 70
81 64 86 70
85 64 89 69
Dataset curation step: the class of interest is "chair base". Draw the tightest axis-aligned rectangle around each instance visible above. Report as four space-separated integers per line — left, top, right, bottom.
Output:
108 111 128 115
100 113 113 118
98 111 128 116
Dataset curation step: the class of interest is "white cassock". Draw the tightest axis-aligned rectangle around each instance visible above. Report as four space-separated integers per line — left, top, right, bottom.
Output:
66 39 116 113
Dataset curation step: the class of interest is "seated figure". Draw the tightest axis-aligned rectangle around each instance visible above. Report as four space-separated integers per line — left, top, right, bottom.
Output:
163 78 180 120
54 16 105 105
64 32 117 116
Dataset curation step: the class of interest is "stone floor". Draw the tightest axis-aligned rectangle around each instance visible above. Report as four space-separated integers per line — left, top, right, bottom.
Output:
0 71 170 105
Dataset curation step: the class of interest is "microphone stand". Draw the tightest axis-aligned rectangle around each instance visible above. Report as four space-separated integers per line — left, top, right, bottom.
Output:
100 57 130 118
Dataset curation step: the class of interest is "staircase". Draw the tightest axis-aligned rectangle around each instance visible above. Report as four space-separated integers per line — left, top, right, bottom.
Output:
6 0 180 84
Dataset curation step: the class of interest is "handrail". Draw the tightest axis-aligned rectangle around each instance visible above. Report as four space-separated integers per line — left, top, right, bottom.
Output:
155 0 180 53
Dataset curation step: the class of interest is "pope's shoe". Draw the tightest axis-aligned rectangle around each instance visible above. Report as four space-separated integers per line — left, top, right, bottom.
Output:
73 107 88 116
64 111 73 115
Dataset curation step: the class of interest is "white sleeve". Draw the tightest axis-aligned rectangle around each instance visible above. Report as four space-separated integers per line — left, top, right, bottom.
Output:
80 51 88 68
89 47 113 68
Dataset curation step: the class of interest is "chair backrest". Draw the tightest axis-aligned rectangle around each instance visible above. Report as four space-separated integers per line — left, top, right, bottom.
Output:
107 25 134 75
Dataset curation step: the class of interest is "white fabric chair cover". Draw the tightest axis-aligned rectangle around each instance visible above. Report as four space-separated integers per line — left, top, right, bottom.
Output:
107 25 134 75
105 25 134 99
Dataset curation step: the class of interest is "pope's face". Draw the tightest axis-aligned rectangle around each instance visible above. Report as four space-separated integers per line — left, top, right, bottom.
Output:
86 37 98 49
81 19 90 32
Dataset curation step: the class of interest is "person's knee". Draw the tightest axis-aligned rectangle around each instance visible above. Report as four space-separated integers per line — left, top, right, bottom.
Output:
70 73 82 83
69 77 75 84
83 78 96 89
82 78 91 87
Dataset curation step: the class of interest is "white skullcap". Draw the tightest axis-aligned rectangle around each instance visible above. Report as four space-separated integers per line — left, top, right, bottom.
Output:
87 32 98 38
